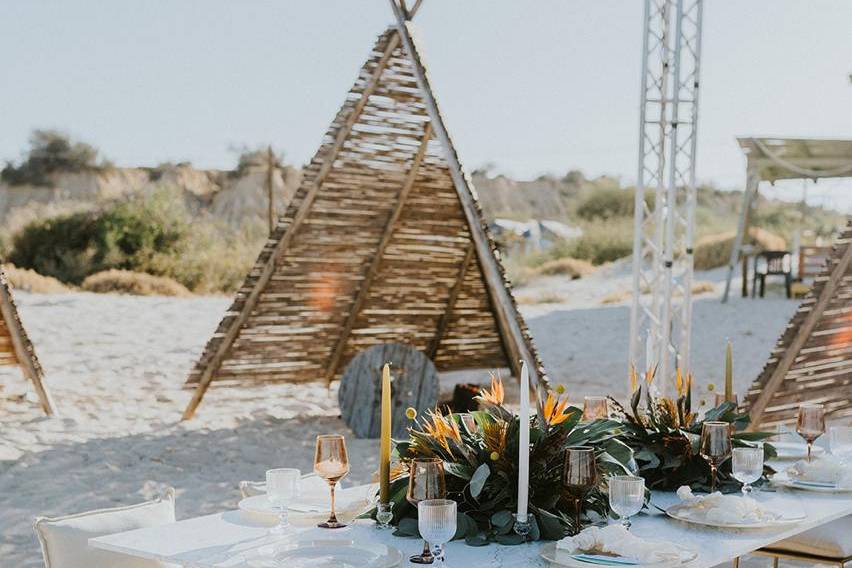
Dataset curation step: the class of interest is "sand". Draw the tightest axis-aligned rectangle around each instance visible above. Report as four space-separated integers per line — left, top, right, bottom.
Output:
0 264 799 566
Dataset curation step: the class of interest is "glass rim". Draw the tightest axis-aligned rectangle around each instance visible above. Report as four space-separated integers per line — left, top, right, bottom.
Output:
266 467 301 475
703 421 729 426
411 457 443 464
609 474 644 483
316 434 345 440
567 445 595 451
418 498 456 508
731 446 762 454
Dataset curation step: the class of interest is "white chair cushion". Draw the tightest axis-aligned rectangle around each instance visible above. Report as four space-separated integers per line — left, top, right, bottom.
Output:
768 515 852 558
33 488 176 568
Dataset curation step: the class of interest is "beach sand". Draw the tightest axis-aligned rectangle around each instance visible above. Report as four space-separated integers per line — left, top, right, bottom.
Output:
0 264 798 566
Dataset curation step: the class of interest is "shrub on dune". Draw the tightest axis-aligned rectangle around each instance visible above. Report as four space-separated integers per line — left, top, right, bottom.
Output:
81 270 191 297
534 257 595 279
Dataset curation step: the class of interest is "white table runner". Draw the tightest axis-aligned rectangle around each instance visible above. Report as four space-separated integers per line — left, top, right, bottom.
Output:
90 488 852 568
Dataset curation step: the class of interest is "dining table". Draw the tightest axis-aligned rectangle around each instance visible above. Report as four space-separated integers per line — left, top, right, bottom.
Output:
89 484 852 568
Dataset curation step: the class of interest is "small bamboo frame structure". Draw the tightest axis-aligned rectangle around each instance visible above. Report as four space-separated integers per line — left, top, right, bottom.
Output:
744 219 852 428
182 4 545 419
0 266 56 415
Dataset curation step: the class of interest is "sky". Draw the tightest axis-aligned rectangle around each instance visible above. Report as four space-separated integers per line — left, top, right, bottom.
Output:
1 1 851 210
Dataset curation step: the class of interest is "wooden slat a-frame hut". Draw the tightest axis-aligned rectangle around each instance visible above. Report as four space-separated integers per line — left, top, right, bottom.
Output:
744 219 852 428
182 2 545 419
0 266 56 415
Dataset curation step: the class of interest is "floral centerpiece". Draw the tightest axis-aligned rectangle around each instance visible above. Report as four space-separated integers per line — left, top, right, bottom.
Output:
610 366 776 492
375 375 634 544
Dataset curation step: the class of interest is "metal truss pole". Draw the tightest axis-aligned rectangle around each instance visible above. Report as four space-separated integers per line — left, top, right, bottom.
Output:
629 0 703 395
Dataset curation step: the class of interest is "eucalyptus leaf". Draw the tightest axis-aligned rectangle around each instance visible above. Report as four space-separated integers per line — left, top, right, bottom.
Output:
394 517 420 538
490 509 513 529
495 533 525 545
465 534 489 547
469 463 491 498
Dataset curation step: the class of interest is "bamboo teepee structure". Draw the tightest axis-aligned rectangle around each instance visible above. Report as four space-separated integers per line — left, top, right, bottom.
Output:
744 219 852 428
182 1 545 419
0 266 56 415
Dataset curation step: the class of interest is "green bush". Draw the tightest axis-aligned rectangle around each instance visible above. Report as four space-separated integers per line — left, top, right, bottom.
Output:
558 219 634 265
576 188 653 221
81 270 191 297
8 188 264 293
1 130 105 186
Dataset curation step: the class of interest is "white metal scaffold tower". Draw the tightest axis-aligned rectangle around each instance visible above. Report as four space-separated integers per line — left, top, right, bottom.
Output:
629 0 704 395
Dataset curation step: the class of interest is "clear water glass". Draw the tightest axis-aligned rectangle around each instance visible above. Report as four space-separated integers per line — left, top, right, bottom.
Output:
732 447 763 495
830 426 852 462
266 468 300 533
418 499 457 565
608 475 644 530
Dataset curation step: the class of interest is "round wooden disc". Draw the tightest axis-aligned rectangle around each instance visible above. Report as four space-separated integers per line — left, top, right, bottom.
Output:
338 343 438 439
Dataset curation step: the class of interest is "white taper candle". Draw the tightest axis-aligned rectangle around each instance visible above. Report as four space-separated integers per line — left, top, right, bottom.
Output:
517 361 530 519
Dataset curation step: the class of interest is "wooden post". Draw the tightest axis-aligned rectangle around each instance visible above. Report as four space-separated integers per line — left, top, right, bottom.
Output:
0 271 56 415
722 165 760 303
266 145 275 234
427 243 475 360
323 123 433 384
747 238 852 428
182 32 402 420
389 5 543 387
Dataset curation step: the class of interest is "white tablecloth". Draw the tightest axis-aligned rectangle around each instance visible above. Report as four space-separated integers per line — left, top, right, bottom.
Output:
90 487 852 568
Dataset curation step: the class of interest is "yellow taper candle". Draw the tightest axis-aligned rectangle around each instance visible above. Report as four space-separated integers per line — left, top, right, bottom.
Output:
379 363 391 503
725 341 733 402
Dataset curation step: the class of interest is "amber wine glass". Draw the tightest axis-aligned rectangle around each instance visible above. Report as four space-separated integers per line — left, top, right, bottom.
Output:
582 396 609 421
562 446 597 536
797 404 826 462
700 422 731 493
407 458 446 564
314 434 350 529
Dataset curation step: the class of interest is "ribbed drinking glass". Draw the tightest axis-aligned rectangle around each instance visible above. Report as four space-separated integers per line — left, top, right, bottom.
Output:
418 499 457 566
608 475 644 530
731 447 763 495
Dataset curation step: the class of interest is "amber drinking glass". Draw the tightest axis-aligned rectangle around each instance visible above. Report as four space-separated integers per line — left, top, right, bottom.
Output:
562 446 598 535
797 404 826 462
314 434 350 529
582 396 609 421
407 458 446 564
700 422 731 493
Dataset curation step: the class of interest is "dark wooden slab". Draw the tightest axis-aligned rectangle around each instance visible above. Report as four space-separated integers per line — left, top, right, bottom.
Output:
338 342 438 438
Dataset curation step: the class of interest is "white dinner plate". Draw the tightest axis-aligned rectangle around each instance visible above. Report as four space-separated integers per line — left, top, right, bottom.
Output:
238 487 370 518
771 470 852 493
247 539 402 568
770 442 824 460
665 503 804 529
539 542 697 568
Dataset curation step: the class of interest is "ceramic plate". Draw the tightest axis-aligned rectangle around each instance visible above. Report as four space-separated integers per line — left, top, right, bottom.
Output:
665 503 804 529
771 471 852 493
238 486 371 518
770 442 824 460
247 539 402 568
539 542 697 568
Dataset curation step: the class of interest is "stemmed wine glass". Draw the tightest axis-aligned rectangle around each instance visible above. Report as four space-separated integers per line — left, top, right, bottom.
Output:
407 458 446 564
563 446 598 535
608 475 644 530
266 468 300 533
700 422 731 493
314 434 350 529
582 396 609 421
418 499 457 566
731 447 763 496
797 404 826 462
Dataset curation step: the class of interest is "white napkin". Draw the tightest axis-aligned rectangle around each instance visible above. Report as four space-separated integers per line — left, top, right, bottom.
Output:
787 456 852 487
675 486 777 524
556 525 683 563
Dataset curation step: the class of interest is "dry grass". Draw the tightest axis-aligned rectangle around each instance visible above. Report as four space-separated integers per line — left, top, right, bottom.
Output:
534 258 596 279
601 290 631 305
514 291 566 305
694 228 786 270
1 263 70 294
601 280 715 305
691 281 716 295
81 270 191 297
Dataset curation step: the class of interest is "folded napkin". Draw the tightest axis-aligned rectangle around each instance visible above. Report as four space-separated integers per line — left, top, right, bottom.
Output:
787 456 852 488
556 525 683 564
675 486 777 524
